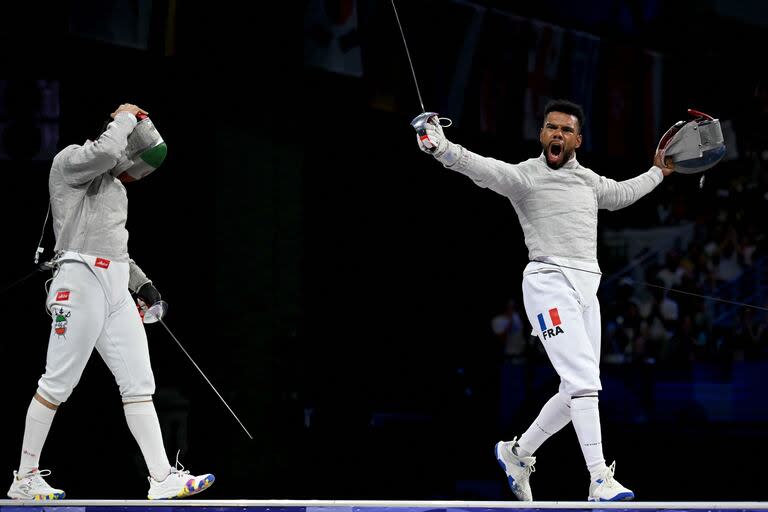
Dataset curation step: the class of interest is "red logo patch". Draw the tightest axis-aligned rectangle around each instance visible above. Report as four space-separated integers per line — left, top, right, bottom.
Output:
95 258 111 269
55 291 70 301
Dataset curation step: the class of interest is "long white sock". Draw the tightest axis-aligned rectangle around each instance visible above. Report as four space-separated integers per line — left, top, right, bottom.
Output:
18 398 57 475
516 391 572 457
570 395 608 480
124 401 172 481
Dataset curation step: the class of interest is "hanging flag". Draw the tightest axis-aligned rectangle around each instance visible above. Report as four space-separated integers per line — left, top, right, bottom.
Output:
463 8 527 136
640 49 663 155
522 20 564 141
563 30 600 151
304 0 363 77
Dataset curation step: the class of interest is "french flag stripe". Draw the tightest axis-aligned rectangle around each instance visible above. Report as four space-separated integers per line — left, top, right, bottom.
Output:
537 313 547 331
549 308 561 326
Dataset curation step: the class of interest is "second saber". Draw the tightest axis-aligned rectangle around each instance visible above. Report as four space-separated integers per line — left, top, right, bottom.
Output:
158 318 254 440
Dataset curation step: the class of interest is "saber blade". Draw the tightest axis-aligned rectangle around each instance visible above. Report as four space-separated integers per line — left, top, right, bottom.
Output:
390 0 425 113
639 281 768 313
0 268 42 296
159 318 253 440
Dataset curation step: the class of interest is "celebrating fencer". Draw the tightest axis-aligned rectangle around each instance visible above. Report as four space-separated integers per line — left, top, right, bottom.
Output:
7 103 215 500
416 99 676 501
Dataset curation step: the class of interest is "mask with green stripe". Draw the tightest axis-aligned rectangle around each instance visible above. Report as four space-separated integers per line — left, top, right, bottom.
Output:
113 114 167 182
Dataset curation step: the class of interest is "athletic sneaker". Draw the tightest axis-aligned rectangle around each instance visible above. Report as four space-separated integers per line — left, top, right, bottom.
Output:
588 461 634 501
494 437 536 501
147 460 215 500
7 469 65 500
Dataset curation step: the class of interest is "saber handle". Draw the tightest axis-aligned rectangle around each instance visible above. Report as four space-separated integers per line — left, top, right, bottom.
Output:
411 111 439 153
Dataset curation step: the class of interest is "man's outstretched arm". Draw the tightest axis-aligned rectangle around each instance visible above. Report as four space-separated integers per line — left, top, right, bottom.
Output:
416 117 534 200
596 149 675 211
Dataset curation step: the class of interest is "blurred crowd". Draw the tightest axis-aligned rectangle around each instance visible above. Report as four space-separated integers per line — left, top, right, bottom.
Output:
492 158 768 366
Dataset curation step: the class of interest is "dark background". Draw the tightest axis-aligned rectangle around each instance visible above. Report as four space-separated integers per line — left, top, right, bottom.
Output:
0 0 767 503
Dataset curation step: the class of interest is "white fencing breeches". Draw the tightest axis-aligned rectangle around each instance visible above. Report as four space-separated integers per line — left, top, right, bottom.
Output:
522 268 602 396
37 252 155 405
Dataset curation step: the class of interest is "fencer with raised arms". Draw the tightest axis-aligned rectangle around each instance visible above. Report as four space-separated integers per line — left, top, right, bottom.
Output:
416 99 675 502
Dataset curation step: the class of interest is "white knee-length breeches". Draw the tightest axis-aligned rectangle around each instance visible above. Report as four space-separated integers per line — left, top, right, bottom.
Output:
522 268 602 396
37 252 155 405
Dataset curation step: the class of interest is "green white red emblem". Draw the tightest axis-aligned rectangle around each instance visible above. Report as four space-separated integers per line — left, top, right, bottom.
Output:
54 307 71 337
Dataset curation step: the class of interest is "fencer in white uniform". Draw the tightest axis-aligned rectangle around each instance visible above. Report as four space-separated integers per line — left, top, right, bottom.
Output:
8 104 214 500
416 100 675 501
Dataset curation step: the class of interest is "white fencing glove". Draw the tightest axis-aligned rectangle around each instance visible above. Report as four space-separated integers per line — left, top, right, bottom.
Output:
416 116 444 152
415 117 460 166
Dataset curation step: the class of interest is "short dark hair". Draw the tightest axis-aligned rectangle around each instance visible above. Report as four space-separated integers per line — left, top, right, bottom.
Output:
544 99 585 132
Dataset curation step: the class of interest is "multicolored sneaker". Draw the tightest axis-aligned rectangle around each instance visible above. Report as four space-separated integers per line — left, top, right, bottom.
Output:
7 469 65 500
494 437 536 501
588 461 634 501
147 460 215 500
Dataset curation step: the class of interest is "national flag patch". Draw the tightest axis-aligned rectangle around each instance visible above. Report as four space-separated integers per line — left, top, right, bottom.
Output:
538 307 565 340
537 308 561 330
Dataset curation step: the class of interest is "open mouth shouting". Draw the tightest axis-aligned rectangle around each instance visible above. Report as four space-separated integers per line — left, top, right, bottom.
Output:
547 140 564 166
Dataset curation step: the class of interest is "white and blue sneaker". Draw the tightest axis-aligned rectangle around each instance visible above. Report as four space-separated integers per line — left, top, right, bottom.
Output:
494 437 536 501
588 461 634 501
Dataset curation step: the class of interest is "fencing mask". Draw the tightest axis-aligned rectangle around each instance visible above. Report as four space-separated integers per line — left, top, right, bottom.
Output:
657 109 726 174
112 113 167 182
